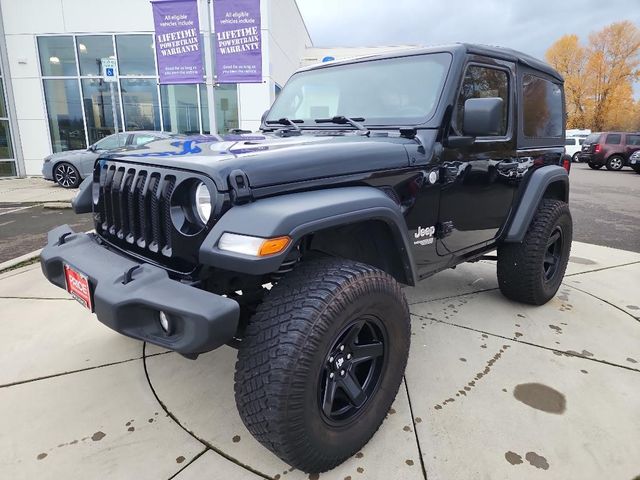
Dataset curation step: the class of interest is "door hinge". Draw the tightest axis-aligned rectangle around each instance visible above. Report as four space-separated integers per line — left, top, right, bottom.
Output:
228 169 252 205
435 221 454 239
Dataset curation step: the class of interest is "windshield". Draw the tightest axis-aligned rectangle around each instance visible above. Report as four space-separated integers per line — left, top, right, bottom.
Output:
266 53 452 127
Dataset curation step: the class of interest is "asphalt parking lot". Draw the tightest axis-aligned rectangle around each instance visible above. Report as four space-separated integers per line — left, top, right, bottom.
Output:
0 205 93 263
569 163 640 253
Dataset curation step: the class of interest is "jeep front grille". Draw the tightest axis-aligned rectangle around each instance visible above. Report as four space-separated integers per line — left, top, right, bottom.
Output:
96 163 176 257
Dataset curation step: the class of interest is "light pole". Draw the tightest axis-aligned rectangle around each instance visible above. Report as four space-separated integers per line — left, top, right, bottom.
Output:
202 0 218 134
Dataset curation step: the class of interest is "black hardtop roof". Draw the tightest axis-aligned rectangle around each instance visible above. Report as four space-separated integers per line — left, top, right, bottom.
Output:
302 43 563 82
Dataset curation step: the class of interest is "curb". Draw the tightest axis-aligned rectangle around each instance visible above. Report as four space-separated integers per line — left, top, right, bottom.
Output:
43 202 72 209
0 249 42 274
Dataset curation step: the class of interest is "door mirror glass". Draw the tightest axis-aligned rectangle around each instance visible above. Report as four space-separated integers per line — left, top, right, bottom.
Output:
463 97 504 137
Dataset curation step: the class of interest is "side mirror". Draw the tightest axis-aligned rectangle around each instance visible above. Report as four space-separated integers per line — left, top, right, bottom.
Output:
88 144 96 152
463 97 504 137
260 110 270 124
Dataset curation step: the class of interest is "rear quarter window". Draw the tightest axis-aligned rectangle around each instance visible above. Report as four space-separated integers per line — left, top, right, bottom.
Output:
605 134 621 145
522 74 563 138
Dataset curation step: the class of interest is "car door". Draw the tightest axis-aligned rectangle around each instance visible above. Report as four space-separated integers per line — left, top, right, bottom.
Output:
624 133 640 159
437 60 517 255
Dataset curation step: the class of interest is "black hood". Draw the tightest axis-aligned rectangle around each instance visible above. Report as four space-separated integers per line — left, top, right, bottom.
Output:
104 131 419 191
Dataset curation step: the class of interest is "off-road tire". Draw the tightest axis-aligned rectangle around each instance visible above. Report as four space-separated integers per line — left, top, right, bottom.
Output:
53 162 81 188
571 152 579 163
605 155 624 171
588 162 603 170
497 199 572 305
234 257 410 473
631 165 640 174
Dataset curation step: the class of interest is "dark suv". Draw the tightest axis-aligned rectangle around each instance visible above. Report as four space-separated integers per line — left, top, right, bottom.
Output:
40 44 571 474
579 131 640 170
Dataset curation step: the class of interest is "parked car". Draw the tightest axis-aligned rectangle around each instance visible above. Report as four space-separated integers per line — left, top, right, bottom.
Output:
578 131 640 171
41 44 572 473
42 131 173 188
630 150 640 174
565 136 585 162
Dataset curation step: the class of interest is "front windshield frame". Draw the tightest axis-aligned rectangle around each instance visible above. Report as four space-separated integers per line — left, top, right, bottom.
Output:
265 52 453 129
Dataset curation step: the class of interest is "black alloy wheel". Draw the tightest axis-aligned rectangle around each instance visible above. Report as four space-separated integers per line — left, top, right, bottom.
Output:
319 316 386 425
54 162 81 188
543 226 563 282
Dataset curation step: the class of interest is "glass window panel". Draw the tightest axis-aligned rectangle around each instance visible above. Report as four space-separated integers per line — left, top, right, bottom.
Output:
215 84 238 133
160 84 200 134
0 161 17 177
38 36 77 77
43 79 86 152
116 35 155 76
120 78 161 131
605 134 621 144
133 133 159 145
0 79 7 118
456 66 509 136
199 84 238 134
94 133 126 150
522 74 563 138
0 120 14 159
81 78 123 145
625 134 640 145
77 35 115 76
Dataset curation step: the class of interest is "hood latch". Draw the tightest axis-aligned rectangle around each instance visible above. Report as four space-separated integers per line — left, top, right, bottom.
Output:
228 169 252 205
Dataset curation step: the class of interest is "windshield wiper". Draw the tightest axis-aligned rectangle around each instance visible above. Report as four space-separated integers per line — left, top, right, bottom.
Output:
315 116 369 134
264 117 303 132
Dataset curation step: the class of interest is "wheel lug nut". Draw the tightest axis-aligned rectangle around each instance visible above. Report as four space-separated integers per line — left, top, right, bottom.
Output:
340 370 345 376
329 356 334 362
329 372 334 379
346 353 352 360
339 345 344 351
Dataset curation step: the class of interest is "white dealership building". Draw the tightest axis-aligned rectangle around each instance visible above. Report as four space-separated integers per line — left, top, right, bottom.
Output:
0 0 313 177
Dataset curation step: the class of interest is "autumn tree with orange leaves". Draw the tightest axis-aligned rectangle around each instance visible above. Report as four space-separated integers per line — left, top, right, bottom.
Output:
546 21 640 131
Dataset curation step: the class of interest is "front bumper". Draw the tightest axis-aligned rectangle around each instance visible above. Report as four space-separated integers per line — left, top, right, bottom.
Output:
42 161 54 180
40 225 240 354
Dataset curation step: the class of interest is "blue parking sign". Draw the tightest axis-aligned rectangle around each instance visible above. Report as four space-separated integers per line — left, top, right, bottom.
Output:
106 67 114 76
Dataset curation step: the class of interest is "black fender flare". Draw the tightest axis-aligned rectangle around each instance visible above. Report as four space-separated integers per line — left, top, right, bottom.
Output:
199 186 418 284
503 165 569 243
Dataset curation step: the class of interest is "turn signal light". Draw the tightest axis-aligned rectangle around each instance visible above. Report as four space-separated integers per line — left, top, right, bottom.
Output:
218 232 291 257
258 236 290 256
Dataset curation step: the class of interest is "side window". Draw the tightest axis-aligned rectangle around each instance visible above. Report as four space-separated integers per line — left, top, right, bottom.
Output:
605 134 621 145
625 134 640 145
133 134 158 146
94 134 126 150
456 65 509 136
564 139 575 146
522 74 563 138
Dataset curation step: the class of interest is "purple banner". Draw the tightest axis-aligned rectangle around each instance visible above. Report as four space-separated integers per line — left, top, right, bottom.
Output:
152 0 203 84
214 0 262 83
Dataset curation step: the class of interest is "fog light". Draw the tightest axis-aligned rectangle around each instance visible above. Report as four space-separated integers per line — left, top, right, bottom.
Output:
159 311 171 334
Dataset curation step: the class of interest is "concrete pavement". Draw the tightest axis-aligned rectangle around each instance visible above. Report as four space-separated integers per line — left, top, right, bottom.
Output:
0 177 77 204
1 241 639 480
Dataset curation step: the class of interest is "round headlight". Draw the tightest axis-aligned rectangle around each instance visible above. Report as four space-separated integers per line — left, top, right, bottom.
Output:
194 182 212 224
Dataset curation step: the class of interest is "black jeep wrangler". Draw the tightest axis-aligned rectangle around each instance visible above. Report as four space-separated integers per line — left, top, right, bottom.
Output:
41 44 572 473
